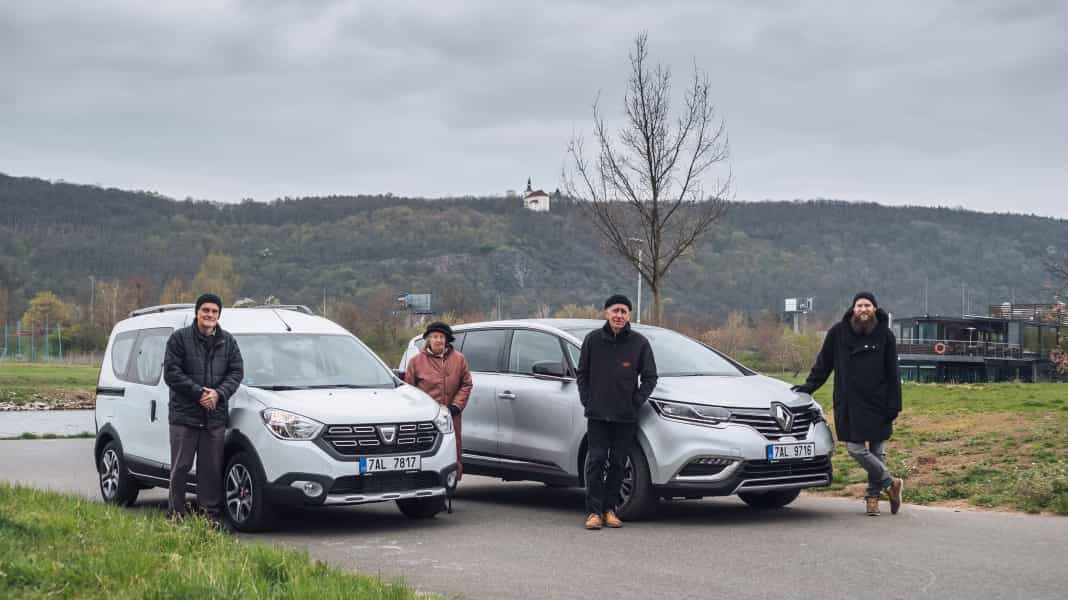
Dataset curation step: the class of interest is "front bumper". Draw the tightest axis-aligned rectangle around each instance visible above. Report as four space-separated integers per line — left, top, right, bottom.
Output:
642 413 835 495
265 464 458 507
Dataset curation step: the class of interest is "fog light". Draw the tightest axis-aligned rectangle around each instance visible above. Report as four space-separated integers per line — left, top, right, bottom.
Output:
291 480 323 497
446 471 458 489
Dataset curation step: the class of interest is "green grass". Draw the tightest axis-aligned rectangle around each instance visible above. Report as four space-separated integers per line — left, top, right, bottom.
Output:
770 374 1068 515
0 361 98 406
0 431 94 440
0 483 435 599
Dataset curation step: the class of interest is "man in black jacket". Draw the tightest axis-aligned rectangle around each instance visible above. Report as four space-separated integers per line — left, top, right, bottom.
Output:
576 294 658 530
163 293 244 521
793 292 904 516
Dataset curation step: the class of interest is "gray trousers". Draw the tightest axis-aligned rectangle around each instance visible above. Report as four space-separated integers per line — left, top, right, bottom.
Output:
846 440 892 497
169 424 225 517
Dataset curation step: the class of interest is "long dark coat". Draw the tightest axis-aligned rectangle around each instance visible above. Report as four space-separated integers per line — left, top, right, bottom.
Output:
800 308 901 442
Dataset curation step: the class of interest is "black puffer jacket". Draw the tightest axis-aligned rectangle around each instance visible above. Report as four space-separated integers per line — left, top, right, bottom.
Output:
164 324 244 428
798 308 901 442
576 322 658 423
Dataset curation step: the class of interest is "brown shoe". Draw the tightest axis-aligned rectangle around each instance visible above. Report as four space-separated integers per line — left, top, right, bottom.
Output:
585 513 603 530
887 478 903 514
604 510 623 528
865 496 880 516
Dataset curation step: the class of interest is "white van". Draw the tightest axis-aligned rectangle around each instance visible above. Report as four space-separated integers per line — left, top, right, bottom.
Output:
94 304 458 531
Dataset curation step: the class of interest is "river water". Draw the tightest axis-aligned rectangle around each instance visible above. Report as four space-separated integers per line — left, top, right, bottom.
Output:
0 410 95 437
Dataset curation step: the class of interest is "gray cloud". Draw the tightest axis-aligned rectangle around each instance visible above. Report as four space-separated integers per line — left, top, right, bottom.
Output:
2 0 1066 215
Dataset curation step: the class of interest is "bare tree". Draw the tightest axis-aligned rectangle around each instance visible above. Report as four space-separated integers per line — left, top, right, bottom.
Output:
565 33 731 323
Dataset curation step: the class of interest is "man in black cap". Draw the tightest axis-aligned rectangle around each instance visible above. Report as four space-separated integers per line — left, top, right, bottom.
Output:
793 292 904 516
163 293 244 523
576 294 658 530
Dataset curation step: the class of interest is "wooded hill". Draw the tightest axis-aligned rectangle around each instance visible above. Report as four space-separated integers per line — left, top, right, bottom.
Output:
2 172 1065 326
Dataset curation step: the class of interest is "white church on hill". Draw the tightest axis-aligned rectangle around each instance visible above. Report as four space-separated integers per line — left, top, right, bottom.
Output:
522 178 550 212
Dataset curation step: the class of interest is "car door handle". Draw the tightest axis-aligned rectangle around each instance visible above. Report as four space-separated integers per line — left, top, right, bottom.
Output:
150 400 157 422
497 391 516 400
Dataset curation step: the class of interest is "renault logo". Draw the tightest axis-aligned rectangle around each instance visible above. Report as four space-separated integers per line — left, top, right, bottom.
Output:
772 404 794 432
378 425 397 444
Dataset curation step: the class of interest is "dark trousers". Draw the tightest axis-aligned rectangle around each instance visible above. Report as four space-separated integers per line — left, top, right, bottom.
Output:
169 424 225 517
585 419 636 515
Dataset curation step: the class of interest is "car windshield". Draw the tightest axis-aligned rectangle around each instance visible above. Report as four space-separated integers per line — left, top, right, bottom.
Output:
234 334 395 389
561 326 744 377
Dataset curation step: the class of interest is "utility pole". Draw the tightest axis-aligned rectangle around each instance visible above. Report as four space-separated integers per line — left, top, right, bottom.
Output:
961 282 966 316
88 275 95 326
924 275 928 315
628 237 644 323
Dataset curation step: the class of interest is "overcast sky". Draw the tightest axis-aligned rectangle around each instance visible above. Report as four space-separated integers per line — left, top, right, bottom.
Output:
3 1 1066 217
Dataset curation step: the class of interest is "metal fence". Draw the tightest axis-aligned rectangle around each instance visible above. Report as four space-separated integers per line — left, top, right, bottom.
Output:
0 321 66 361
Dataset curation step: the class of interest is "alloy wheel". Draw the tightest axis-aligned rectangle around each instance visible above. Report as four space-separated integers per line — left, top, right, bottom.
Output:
100 449 119 500
226 463 253 523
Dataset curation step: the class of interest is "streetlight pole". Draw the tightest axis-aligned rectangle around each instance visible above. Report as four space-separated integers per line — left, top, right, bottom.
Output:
628 238 643 323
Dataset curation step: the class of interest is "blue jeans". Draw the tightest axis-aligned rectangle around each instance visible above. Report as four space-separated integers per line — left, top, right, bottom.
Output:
846 440 892 498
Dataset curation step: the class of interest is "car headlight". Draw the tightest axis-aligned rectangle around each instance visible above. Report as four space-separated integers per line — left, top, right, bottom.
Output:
432 404 453 434
261 409 324 440
649 399 731 425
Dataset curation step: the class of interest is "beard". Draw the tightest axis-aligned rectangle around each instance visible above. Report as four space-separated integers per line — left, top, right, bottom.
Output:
850 312 877 336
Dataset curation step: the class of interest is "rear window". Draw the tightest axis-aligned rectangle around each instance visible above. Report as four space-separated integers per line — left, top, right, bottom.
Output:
460 329 508 373
109 332 138 381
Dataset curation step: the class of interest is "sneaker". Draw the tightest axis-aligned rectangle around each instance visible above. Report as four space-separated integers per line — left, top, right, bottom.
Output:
585 513 603 530
865 496 880 516
887 478 904 515
604 510 623 528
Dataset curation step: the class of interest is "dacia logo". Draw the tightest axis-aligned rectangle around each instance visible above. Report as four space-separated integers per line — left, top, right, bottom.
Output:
378 425 397 444
772 403 794 432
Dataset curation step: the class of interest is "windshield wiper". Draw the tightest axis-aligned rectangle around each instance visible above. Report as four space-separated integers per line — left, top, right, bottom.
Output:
305 384 385 389
250 385 310 391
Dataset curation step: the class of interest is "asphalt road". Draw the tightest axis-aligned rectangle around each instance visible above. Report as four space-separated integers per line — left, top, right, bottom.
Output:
3 439 1067 600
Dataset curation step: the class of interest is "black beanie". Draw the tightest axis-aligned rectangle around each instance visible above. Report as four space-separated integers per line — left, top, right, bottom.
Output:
422 321 455 343
195 293 223 313
603 294 633 311
852 292 878 309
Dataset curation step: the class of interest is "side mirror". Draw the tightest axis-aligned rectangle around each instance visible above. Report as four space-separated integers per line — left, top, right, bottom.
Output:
532 361 566 379
393 369 406 381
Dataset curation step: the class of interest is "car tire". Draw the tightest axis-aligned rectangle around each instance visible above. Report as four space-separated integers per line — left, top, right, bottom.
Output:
738 489 802 509
97 439 139 506
396 496 446 519
223 451 275 532
616 444 657 520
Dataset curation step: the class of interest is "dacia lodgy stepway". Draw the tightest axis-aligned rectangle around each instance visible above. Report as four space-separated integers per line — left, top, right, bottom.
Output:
94 304 458 531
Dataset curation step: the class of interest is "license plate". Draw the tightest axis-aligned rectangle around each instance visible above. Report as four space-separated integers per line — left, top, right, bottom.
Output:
766 442 816 461
359 455 421 474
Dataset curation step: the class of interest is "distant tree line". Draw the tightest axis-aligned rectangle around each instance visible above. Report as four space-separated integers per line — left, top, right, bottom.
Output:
2 173 1067 361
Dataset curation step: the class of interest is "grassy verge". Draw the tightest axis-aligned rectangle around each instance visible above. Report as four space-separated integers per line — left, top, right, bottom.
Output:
0 431 94 440
0 483 435 599
770 374 1068 515
0 362 98 408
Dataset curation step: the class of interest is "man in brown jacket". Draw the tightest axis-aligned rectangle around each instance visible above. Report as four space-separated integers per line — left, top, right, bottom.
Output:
404 321 473 479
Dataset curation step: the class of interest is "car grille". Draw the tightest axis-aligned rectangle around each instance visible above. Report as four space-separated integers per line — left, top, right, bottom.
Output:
736 456 832 489
322 422 438 456
330 471 442 495
728 405 819 440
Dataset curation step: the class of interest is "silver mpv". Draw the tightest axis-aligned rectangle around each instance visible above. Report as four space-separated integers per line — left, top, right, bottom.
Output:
399 319 834 519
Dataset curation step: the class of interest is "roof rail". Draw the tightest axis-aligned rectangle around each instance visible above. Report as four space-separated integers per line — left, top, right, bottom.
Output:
247 305 316 315
129 303 195 317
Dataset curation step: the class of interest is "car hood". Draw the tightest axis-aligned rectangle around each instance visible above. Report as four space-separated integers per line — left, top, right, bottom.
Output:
651 374 812 409
243 385 440 424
